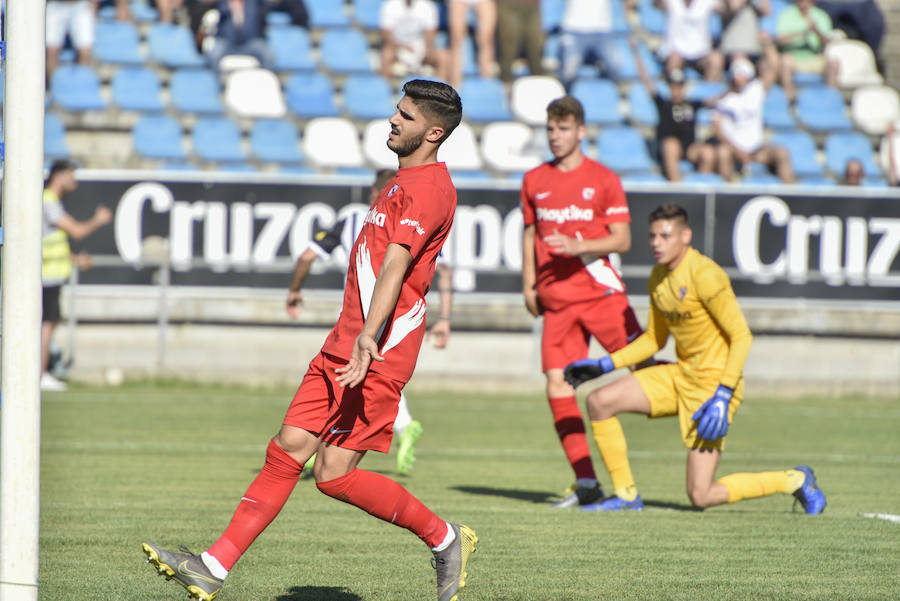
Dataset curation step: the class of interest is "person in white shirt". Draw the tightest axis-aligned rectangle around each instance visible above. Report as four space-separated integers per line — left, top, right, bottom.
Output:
658 0 725 81
558 0 618 85
379 0 446 79
713 57 795 182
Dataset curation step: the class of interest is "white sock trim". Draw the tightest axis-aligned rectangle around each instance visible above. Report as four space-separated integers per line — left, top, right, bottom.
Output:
201 551 229 580
430 523 455 552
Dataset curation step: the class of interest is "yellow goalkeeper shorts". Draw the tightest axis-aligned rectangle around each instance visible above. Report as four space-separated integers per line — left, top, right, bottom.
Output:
633 362 743 451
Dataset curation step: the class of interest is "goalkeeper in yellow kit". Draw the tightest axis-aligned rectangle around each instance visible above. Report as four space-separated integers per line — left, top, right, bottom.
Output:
564 203 826 513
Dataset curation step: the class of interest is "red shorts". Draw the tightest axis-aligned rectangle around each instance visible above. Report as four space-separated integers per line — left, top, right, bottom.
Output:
541 293 642 371
284 351 404 453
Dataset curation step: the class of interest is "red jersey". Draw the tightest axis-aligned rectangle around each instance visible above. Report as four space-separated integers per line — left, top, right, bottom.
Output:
521 157 631 312
321 162 456 383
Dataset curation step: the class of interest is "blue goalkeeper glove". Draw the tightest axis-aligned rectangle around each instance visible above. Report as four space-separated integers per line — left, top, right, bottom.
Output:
692 385 733 441
563 356 615 388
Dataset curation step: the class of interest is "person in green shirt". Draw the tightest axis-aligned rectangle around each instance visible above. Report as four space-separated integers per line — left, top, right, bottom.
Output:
774 0 839 98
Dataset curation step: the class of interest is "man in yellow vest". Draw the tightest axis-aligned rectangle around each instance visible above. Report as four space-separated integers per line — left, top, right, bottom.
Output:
41 160 112 391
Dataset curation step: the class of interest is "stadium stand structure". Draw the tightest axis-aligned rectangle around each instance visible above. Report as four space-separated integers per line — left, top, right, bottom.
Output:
39 0 895 188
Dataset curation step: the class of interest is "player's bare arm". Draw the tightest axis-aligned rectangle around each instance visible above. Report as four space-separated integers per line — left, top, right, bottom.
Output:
335 242 414 387
544 221 631 259
521 223 540 316
286 247 319 318
426 263 453 348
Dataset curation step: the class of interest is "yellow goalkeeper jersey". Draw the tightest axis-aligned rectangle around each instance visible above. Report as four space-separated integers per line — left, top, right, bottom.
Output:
611 247 752 388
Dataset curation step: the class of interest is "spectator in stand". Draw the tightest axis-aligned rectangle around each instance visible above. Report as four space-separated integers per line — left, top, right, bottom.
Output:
558 0 620 86
713 57 795 182
46 0 100 83
632 38 716 181
886 122 899 186
446 0 497 88
496 0 544 83
817 0 884 58
658 0 725 82
185 0 219 51
842 158 864 185
719 0 773 65
154 0 183 22
380 0 446 80
41 160 113 391
206 0 274 71
774 0 838 99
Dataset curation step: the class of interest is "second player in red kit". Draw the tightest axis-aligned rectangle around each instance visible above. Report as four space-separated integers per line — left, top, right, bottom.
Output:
521 95 643 508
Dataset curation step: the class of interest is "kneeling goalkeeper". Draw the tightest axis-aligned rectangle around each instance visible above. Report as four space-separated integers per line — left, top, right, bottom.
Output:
564 203 826 514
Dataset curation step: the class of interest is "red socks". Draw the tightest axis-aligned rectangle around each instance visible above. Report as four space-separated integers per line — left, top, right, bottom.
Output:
317 468 447 548
548 395 597 481
207 439 302 570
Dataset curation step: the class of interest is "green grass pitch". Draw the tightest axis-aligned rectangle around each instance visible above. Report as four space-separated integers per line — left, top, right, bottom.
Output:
40 382 900 600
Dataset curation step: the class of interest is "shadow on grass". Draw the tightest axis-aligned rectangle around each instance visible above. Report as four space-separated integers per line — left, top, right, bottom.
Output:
276 586 362 601
451 485 558 504
642 499 704 512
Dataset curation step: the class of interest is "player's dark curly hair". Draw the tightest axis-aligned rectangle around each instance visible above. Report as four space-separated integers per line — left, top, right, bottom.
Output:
649 203 689 226
402 79 463 143
546 96 585 126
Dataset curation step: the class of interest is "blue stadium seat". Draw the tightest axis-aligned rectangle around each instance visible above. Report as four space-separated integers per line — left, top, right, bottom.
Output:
170 69 223 114
796 86 852 132
797 175 835 186
45 113 70 159
638 0 666 36
112 67 165 112
627 84 658 127
148 23 205 68
607 38 661 81
763 85 795 129
266 11 292 27
742 172 782 185
623 172 666 183
823 131 880 177
319 29 372 73
572 78 623 125
279 165 317 175
343 74 396 120
250 119 303 164
460 77 513 122
596 126 654 172
267 26 316 71
861 175 888 187
687 80 727 102
354 0 382 29
285 72 340 117
795 72 824 86
307 0 350 28
50 65 107 111
94 20 143 65
192 117 246 163
612 0 630 35
131 1 160 22
133 115 187 160
769 130 823 176
541 0 565 32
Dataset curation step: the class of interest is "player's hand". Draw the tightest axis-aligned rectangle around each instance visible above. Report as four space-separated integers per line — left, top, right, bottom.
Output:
692 385 733 441
94 205 113 225
334 334 383 388
544 229 582 257
563 356 615 388
286 290 303 318
523 288 541 317
72 251 93 270
426 318 451 349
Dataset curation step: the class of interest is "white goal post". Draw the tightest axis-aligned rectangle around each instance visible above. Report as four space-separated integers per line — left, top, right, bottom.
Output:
0 0 47 600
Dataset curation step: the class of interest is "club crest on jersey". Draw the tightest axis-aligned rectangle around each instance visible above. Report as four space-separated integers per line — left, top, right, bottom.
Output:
679 286 687 300
387 184 399 198
582 187 595 201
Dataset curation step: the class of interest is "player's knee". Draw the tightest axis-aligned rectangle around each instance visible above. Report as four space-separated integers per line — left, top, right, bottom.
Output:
686 485 715 508
585 387 615 420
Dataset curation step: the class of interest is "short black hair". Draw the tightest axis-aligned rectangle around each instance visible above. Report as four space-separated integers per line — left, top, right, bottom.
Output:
649 203 689 226
401 79 463 143
48 159 77 180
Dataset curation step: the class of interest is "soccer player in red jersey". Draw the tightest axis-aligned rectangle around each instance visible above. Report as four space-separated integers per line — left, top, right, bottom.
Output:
142 80 477 601
521 95 644 508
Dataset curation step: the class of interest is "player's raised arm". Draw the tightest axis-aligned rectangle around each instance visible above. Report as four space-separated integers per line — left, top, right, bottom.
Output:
335 242 413 387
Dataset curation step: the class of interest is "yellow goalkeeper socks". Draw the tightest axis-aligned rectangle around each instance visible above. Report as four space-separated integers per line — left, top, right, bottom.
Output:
718 471 791 503
591 418 637 501
785 468 805 493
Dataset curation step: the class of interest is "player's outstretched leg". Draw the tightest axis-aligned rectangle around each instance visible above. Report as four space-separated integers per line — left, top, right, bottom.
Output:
432 523 478 601
142 541 224 601
792 465 826 514
397 419 423 475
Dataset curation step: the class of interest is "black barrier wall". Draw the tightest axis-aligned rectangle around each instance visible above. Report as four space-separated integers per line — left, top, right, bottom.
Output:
61 176 900 301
